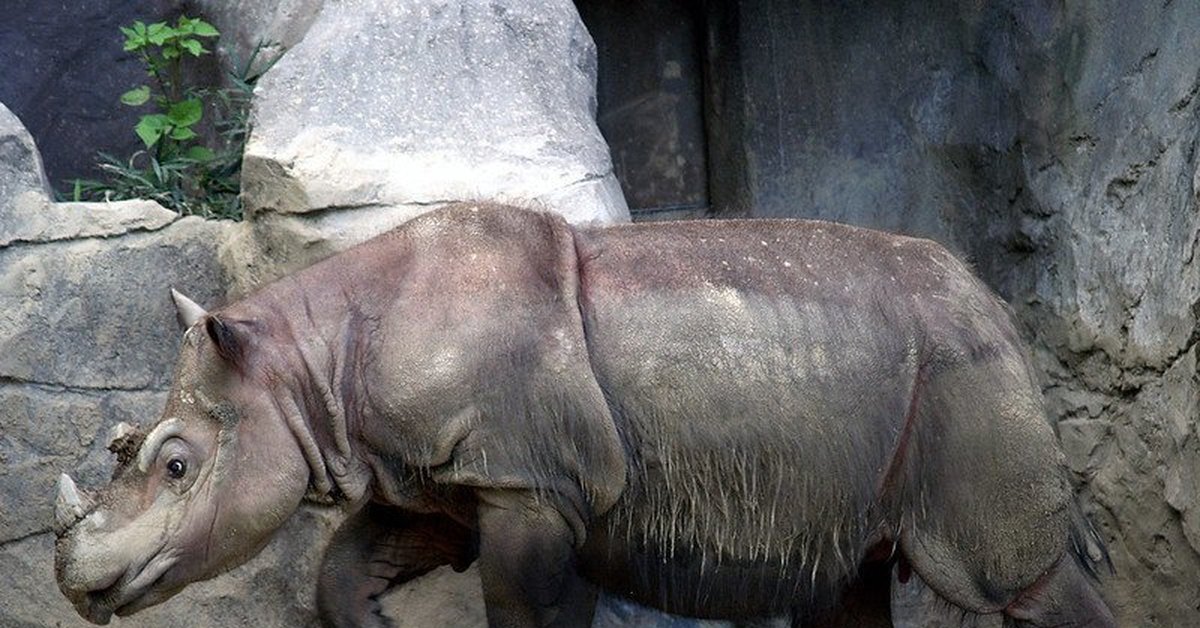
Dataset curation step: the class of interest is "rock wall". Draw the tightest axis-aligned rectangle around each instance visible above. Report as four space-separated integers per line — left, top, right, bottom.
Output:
4 0 1199 626
0 1 632 626
0 0 210 191
706 1 1200 623
211 0 629 294
0 102 299 627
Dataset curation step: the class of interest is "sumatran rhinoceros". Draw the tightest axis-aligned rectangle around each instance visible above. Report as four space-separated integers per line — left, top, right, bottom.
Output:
53 203 1115 627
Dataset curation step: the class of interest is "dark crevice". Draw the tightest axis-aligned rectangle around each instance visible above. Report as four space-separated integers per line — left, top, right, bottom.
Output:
0 375 166 395
0 527 50 548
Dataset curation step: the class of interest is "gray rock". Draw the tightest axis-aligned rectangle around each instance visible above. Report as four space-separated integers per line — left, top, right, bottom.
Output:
0 198 177 247
191 0 322 68
0 1 189 189
238 0 628 278
0 102 49 212
241 0 625 220
0 217 230 390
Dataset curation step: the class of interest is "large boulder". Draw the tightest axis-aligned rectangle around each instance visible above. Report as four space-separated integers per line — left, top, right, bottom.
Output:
224 0 629 293
0 103 49 217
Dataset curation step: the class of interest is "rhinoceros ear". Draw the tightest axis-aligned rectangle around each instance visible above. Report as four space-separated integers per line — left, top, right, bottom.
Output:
205 315 250 367
170 288 208 329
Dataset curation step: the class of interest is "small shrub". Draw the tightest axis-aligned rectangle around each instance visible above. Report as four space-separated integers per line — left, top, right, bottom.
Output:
68 16 280 219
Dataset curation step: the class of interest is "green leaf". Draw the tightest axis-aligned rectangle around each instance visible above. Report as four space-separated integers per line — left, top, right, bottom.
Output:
120 25 140 48
122 23 146 51
192 20 219 37
180 39 205 56
135 114 170 148
120 85 151 106
169 126 197 141
162 47 180 60
186 146 215 161
132 21 147 37
147 22 172 45
167 99 203 127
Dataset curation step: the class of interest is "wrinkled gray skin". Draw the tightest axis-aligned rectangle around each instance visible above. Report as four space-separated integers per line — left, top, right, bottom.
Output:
55 204 1115 627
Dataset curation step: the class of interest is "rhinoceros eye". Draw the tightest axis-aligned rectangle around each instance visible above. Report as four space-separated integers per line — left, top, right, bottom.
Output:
166 458 187 479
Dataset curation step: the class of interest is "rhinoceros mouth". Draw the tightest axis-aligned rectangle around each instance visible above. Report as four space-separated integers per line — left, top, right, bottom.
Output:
75 549 181 625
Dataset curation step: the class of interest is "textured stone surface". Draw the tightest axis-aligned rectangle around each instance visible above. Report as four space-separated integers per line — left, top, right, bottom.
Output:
0 197 177 247
0 0 186 189
0 102 49 213
191 0 322 64
243 0 626 220
704 1 1200 623
233 0 628 288
0 218 230 391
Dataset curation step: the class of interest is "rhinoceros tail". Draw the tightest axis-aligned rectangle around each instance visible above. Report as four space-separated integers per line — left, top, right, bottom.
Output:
1067 494 1114 580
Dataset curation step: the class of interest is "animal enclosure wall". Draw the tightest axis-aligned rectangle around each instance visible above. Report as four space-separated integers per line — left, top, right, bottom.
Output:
0 0 1197 626
583 1 1200 624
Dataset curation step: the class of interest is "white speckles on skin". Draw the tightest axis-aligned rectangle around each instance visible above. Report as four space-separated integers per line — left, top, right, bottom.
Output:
783 261 792 268
704 286 749 313
810 345 828 369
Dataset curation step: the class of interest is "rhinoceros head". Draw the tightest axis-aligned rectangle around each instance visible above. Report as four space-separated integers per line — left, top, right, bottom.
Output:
54 290 310 624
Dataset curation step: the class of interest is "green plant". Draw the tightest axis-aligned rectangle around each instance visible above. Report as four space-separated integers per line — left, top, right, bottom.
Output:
68 16 281 219
120 16 217 157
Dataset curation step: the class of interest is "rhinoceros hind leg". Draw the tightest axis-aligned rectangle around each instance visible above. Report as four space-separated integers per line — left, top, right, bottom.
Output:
317 503 476 628
1004 556 1116 628
892 357 1112 625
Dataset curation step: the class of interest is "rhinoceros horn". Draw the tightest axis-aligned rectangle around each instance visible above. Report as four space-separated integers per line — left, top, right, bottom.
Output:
170 288 208 329
54 473 95 536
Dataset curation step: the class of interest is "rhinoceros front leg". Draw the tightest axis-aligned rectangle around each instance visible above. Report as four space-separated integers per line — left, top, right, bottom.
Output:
476 490 598 628
317 503 476 628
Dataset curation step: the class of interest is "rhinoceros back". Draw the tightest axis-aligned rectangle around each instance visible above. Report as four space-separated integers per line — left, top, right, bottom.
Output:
572 218 1061 619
